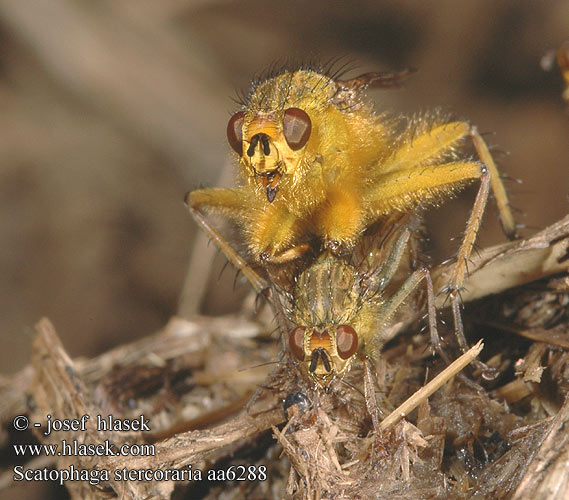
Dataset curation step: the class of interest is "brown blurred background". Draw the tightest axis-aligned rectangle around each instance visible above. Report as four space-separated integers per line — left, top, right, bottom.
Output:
1 0 568 378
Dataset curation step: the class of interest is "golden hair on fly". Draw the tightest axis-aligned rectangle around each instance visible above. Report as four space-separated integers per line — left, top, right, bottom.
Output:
187 62 515 266
187 62 517 380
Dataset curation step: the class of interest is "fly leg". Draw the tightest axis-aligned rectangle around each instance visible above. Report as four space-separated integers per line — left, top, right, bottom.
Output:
446 126 517 379
363 357 383 439
186 189 268 294
445 166 496 378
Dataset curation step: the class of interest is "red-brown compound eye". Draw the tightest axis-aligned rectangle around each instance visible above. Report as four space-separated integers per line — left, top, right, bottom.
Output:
227 111 245 155
283 108 311 150
289 326 306 361
336 325 358 360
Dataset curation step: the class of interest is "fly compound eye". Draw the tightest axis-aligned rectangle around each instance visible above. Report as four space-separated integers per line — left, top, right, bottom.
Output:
283 108 311 150
227 111 245 155
336 325 358 360
289 326 306 361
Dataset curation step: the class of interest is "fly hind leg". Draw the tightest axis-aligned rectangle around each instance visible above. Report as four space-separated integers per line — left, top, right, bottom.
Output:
470 125 517 239
446 126 518 378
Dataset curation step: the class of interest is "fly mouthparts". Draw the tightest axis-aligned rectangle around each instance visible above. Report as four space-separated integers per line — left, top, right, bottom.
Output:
266 186 277 203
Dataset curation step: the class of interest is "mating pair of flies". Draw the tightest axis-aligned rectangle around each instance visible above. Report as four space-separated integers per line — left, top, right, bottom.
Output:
186 65 517 387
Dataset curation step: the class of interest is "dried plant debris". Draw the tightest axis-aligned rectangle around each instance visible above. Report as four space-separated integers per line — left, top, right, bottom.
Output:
1 217 569 498
433 213 569 305
0 317 288 499
511 394 569 500
273 361 464 499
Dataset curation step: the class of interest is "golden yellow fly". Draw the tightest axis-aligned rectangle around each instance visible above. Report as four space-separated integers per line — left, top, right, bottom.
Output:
188 65 515 264
186 64 517 374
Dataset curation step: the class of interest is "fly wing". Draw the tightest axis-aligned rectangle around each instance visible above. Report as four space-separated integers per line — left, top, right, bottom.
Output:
336 68 417 91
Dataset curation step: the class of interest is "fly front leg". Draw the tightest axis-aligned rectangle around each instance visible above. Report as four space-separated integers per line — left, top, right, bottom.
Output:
251 203 313 264
260 244 313 263
367 267 439 363
318 187 366 255
185 188 268 294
